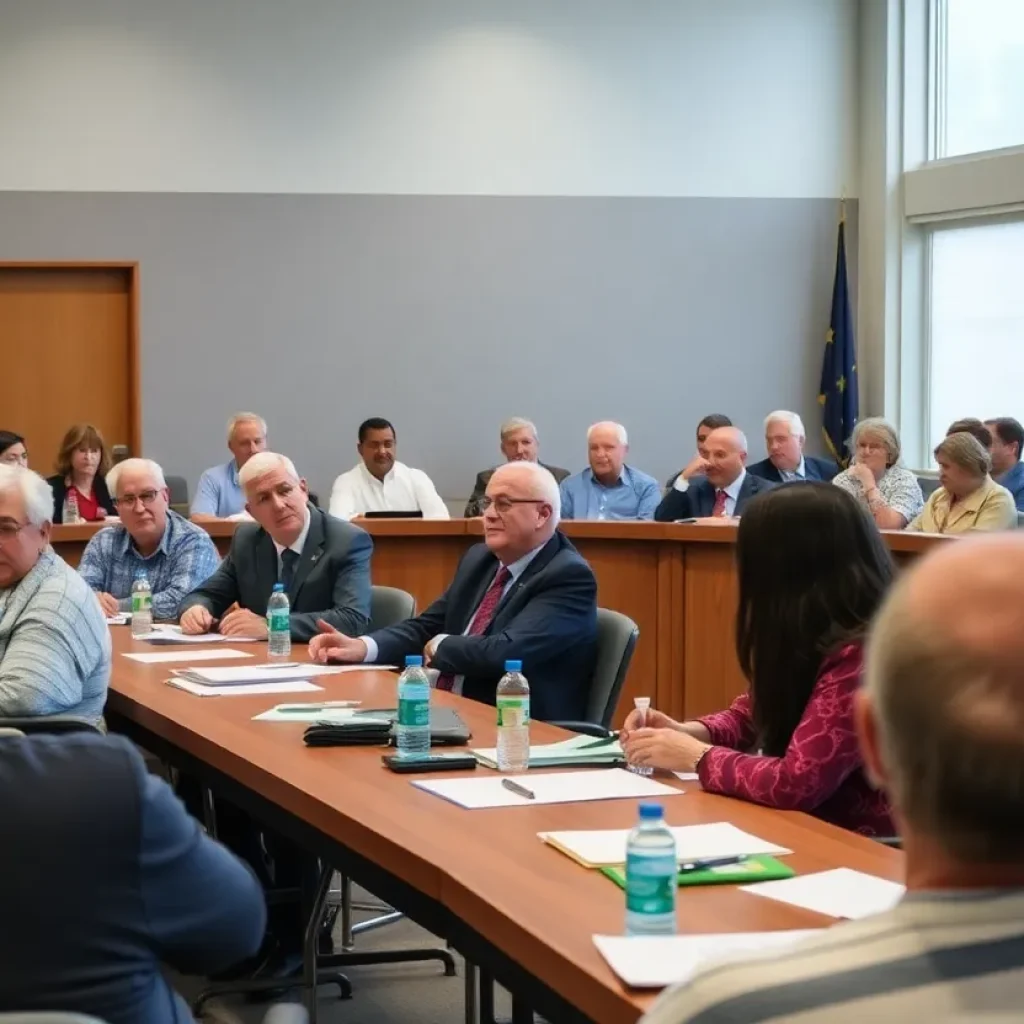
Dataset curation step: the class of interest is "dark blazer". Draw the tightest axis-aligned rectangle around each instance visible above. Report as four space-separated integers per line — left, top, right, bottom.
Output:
654 472 776 522
0 733 265 1024
464 462 571 517
747 455 839 483
47 473 117 521
368 531 597 721
179 504 371 641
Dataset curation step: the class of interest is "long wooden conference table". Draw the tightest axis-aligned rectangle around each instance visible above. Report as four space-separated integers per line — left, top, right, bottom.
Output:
57 518 946 728
104 629 902 1024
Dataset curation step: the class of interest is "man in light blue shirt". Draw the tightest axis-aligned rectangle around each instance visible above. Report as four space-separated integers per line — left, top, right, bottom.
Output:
559 421 660 520
191 412 267 519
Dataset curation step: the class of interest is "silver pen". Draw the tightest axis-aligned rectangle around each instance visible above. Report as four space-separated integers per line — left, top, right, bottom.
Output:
501 778 535 800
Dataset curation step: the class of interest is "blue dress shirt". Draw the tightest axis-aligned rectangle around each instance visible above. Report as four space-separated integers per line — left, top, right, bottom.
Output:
78 511 221 621
559 465 661 521
191 461 246 517
996 461 1024 512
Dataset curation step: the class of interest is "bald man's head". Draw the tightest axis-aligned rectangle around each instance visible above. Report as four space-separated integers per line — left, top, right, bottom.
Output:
703 426 748 489
863 535 1024 863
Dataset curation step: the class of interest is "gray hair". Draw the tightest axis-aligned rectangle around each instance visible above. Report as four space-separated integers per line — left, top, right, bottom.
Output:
106 458 166 496
490 461 561 528
0 466 54 528
227 412 267 443
238 451 299 490
851 417 901 467
500 417 538 441
764 410 806 439
587 421 628 446
935 432 992 477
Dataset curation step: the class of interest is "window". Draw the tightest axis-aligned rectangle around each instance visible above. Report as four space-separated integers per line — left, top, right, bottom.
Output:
938 0 1024 158
928 218 1024 450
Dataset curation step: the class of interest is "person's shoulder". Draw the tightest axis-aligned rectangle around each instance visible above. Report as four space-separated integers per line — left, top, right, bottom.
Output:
748 472 776 492
747 457 773 478
541 464 570 482
546 533 596 576
405 463 439 485
3 732 144 790
560 467 586 486
331 464 361 485
818 640 865 685
197 461 228 485
809 455 839 476
625 465 659 488
36 550 93 600
168 510 217 543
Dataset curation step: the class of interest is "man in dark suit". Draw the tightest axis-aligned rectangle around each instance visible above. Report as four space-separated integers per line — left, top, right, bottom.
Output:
464 417 569 517
655 427 775 522
313 461 597 723
0 732 265 1024
747 410 838 484
179 451 371 640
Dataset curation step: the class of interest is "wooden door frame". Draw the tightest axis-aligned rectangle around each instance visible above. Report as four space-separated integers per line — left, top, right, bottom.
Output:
0 260 142 456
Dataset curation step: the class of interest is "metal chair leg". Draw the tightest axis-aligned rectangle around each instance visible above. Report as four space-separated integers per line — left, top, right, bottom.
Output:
479 967 496 1024
464 960 479 1024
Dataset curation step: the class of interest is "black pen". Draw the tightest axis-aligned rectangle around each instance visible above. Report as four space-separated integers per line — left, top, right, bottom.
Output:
501 778 535 800
678 855 749 874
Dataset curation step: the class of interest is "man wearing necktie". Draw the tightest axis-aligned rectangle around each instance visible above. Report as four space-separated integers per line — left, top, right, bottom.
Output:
747 411 839 484
310 462 599 723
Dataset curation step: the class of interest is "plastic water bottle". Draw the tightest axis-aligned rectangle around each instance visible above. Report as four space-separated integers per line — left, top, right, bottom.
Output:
62 490 79 524
130 575 153 637
496 659 530 772
267 584 292 659
396 655 431 758
625 803 677 936
628 696 654 777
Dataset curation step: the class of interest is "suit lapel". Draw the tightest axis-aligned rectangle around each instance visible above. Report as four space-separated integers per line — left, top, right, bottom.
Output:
699 481 715 517
288 506 325 601
490 535 560 627
255 531 278 593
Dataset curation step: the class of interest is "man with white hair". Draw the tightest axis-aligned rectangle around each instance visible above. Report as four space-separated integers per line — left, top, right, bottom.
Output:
311 461 597 721
0 465 109 722
748 410 838 483
464 417 570 517
559 421 660 521
79 458 220 620
191 411 268 519
655 426 774 522
180 451 371 641
641 533 1024 1023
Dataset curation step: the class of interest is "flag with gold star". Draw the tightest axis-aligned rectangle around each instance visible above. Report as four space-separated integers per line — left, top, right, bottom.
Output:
818 215 858 467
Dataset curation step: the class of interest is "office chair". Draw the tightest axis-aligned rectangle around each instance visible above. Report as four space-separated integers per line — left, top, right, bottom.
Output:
165 475 190 517
916 475 941 498
0 717 103 738
0 1016 110 1023
1017 510 1024 529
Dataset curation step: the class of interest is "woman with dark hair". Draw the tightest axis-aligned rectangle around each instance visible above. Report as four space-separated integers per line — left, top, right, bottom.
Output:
622 482 895 835
47 423 117 522
0 431 28 467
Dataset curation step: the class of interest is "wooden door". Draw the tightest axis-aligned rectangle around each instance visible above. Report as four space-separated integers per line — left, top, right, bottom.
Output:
0 263 140 474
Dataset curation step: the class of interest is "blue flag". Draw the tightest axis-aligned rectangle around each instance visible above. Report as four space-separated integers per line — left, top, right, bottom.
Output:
819 218 858 467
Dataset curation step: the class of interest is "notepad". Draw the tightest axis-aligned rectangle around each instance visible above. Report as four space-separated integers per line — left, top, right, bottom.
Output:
471 733 624 769
167 678 324 698
412 768 682 809
170 663 349 687
124 649 254 664
539 822 791 868
740 868 905 920
593 930 823 988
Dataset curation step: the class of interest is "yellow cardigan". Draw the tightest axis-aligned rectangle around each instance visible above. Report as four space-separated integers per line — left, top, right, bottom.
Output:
907 475 1017 534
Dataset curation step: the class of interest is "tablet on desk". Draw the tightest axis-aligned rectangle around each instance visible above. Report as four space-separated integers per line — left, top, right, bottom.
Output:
363 510 424 519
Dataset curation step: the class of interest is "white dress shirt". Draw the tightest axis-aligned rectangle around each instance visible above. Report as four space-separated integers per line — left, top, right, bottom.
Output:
328 461 449 520
715 468 747 517
271 507 311 578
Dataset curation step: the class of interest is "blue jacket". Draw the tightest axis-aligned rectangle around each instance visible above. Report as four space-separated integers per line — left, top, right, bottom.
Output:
996 461 1024 512
0 733 266 1024
654 473 776 521
367 532 597 721
747 455 839 483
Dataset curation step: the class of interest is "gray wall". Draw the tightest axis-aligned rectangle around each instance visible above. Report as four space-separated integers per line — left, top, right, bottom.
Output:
0 193 856 501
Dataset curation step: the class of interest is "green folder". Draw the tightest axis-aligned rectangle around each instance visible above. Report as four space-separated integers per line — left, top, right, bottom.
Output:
471 733 624 770
601 855 794 889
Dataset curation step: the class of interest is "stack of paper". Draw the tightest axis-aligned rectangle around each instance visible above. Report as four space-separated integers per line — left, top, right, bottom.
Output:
471 733 624 770
539 822 791 868
170 663 349 687
167 678 324 698
137 625 259 645
593 930 823 988
412 768 683 808
740 868 904 920
124 649 254 665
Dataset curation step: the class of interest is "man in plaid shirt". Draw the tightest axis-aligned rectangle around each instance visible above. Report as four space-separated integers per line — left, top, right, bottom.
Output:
79 459 219 621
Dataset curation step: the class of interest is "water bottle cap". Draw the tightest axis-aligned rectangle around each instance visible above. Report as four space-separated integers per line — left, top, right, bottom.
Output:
404 655 424 667
638 803 663 820
504 660 522 672
272 583 284 591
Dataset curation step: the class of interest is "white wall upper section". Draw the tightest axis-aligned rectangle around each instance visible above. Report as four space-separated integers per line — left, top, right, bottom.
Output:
0 0 858 197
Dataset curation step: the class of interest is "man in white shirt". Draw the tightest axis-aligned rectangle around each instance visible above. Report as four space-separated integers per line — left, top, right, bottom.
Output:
328 418 449 520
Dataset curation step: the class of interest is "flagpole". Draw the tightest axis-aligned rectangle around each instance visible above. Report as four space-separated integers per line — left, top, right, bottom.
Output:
839 187 847 225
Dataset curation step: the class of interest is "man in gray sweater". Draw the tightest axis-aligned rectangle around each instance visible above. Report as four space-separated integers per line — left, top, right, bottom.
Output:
0 466 110 722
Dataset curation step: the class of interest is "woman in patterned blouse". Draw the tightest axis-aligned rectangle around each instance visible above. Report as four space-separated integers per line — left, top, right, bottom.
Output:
621 482 896 836
832 416 924 528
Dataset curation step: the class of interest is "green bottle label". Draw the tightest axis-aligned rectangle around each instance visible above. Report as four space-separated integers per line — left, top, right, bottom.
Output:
131 591 152 613
398 696 430 727
267 609 289 632
497 696 530 728
625 853 676 915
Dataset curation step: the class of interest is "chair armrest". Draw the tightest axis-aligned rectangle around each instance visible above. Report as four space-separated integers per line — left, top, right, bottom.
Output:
546 720 611 738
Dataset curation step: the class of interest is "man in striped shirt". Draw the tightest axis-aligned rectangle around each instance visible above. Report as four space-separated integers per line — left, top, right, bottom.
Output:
643 534 1024 1023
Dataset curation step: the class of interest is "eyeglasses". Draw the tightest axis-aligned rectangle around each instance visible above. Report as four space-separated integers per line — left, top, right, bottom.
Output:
0 520 30 545
114 490 161 509
479 497 547 514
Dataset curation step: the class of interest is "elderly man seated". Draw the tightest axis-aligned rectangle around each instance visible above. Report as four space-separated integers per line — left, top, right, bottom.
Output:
79 458 221 620
0 465 110 722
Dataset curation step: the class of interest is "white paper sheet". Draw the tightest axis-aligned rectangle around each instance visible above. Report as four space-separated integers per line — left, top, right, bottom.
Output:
123 649 254 664
138 626 259 645
252 703 362 722
741 868 905 920
170 663 353 686
593 930 823 988
106 614 129 626
412 768 683 809
539 822 791 868
167 678 324 698
673 772 699 781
